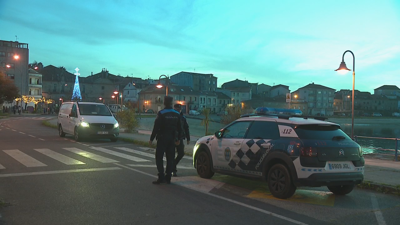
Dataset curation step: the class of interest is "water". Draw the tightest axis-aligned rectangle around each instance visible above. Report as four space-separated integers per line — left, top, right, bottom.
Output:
331 118 400 155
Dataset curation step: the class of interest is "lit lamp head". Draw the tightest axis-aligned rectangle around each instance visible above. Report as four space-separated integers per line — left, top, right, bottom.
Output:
113 91 118 95
335 61 351 75
156 83 163 89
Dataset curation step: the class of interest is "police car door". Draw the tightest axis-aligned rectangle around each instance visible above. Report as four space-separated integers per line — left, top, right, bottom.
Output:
212 121 252 173
240 121 280 176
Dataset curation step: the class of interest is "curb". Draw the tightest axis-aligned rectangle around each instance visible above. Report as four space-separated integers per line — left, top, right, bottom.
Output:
357 181 400 196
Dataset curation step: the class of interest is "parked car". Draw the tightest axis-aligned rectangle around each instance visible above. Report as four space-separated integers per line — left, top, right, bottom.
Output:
192 109 364 199
189 110 200 115
57 102 119 142
372 113 382 117
392 112 400 117
144 109 154 114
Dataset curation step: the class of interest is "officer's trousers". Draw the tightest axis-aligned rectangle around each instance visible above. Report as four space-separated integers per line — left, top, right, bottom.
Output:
155 136 175 181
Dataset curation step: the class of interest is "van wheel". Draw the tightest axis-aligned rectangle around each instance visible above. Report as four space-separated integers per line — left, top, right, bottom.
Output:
196 151 214 179
267 164 296 199
110 137 118 142
327 184 354 195
74 127 81 141
58 125 66 137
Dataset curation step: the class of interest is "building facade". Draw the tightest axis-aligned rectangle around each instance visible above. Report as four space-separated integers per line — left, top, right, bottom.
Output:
170 71 218 92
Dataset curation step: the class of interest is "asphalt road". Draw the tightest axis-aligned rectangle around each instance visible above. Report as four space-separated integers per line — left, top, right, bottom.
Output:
0 115 400 225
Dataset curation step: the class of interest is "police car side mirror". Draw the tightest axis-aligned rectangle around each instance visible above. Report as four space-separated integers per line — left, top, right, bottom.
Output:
215 131 223 139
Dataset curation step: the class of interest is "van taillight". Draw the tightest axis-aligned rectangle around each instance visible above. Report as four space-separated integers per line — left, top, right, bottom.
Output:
300 147 318 157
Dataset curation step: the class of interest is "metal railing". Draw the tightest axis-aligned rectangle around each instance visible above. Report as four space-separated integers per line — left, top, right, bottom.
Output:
354 135 399 161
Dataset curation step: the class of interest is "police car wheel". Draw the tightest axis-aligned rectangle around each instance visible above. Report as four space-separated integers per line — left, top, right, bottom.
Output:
327 184 354 195
58 125 65 137
74 127 81 142
196 151 214 179
267 164 296 199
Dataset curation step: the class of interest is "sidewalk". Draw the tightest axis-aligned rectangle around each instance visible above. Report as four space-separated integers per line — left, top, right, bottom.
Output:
45 117 400 194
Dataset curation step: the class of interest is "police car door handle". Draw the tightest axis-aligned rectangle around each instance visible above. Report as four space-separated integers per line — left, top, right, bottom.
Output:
234 142 241 145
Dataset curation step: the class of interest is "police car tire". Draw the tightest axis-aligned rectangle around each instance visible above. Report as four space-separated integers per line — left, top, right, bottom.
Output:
267 164 296 199
327 184 354 195
196 151 214 179
58 125 66 137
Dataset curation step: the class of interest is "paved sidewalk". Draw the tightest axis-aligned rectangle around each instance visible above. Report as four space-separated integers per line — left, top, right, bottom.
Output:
45 117 400 194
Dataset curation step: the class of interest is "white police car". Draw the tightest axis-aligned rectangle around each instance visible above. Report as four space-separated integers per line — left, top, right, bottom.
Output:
192 109 364 199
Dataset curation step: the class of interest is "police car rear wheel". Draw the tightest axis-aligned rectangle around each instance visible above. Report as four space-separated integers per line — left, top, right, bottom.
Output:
196 151 214 179
327 184 354 195
58 125 65 137
267 164 296 199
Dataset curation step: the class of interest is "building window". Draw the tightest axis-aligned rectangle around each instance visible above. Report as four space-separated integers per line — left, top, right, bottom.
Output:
102 86 104 90
0 51 5 57
183 96 186 101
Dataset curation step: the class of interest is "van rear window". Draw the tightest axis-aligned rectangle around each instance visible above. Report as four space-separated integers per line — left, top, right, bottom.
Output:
294 125 351 140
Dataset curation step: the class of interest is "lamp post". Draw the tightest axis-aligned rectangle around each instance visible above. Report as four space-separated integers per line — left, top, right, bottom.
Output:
113 91 119 104
156 75 169 96
335 50 355 139
111 95 116 104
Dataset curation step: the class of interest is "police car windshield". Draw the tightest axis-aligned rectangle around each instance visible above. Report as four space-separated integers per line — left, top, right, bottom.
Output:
294 125 351 140
78 104 112 116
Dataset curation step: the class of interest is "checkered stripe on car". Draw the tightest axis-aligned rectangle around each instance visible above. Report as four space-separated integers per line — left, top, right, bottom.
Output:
228 139 269 171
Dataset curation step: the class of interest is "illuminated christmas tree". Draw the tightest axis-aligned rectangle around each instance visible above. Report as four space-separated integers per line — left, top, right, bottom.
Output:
71 67 82 101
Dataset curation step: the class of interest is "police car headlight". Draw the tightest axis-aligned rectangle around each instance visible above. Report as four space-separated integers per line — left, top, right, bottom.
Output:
114 123 119 128
80 122 90 127
358 146 363 156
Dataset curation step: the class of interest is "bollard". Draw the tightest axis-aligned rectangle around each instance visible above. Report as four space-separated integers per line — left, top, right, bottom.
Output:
396 138 398 162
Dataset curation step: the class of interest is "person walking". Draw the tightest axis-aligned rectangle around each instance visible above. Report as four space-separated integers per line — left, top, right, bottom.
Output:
149 96 182 184
172 104 190 177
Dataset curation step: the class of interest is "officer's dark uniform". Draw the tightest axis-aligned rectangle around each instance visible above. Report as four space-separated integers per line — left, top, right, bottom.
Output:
150 96 182 184
173 104 190 176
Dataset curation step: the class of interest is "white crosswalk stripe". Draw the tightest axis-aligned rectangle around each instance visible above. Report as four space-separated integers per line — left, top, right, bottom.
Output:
0 163 5 169
90 147 150 162
34 148 85 165
114 147 156 159
63 147 119 163
4 149 47 167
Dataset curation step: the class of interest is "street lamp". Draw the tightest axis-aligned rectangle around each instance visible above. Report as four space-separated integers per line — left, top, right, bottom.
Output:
156 75 169 96
113 91 119 104
335 50 355 139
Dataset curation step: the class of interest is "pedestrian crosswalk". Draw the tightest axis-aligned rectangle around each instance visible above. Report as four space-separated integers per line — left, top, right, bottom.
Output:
0 146 188 170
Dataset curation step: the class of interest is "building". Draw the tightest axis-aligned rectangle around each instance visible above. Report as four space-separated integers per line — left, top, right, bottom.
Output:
270 84 290 98
170 71 218 92
293 83 335 116
374 85 400 97
221 79 258 96
28 68 43 100
0 40 29 98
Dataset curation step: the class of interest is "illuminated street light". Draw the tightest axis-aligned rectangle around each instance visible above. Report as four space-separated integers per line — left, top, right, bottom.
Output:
335 50 355 139
13 55 20 60
156 75 169 96
113 90 119 104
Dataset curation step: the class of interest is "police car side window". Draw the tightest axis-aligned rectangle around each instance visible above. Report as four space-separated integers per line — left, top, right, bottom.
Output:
222 121 251 138
246 121 280 139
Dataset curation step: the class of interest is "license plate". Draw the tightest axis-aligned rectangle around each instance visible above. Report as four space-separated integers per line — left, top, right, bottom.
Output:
97 131 108 134
325 161 354 171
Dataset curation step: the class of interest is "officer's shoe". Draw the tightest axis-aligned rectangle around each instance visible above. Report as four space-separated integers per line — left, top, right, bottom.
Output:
152 179 164 185
172 172 177 177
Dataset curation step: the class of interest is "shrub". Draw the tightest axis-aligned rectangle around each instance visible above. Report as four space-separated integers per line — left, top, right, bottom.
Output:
220 105 242 124
115 109 139 133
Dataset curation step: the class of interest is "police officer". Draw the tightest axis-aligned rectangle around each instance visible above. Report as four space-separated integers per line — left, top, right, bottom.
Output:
149 96 182 184
172 104 190 177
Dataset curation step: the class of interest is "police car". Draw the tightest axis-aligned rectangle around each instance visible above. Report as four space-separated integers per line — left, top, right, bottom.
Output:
192 108 364 199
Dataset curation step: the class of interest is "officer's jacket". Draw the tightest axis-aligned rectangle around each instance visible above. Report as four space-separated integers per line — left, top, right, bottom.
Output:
150 107 182 142
179 113 190 141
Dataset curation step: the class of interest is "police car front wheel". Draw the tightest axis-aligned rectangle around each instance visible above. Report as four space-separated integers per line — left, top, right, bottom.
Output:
196 151 214 179
267 164 296 199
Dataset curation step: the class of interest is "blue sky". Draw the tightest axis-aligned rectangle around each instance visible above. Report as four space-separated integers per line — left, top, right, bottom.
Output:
1 0 399 93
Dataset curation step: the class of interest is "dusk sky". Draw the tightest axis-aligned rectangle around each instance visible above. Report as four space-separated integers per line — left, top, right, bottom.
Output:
1 0 399 93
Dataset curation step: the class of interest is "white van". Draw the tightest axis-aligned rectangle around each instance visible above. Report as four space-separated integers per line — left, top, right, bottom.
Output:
57 102 119 142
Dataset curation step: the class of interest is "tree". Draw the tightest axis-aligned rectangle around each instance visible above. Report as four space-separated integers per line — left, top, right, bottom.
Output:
220 105 242 124
0 72 20 105
201 108 211 135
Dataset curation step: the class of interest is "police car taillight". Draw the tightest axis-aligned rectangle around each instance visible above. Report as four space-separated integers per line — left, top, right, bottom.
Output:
300 147 318 157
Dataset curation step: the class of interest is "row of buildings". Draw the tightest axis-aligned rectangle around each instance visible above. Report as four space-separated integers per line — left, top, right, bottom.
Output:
1 39 400 116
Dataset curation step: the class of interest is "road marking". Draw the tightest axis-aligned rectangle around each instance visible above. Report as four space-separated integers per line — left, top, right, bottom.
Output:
115 164 307 225
38 138 45 141
0 167 121 178
126 164 194 170
91 147 149 162
11 129 16 131
19 132 25 134
63 147 119 163
114 147 156 159
371 194 387 225
0 164 5 169
28 135 36 138
34 148 85 165
3 150 47 167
